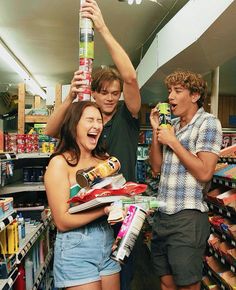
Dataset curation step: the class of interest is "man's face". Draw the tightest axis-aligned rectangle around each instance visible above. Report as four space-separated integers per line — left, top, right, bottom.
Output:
92 80 121 117
168 84 199 117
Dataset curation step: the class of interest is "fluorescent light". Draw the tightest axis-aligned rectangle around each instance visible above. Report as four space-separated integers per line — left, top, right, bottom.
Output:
128 0 134 4
136 0 142 4
0 38 47 99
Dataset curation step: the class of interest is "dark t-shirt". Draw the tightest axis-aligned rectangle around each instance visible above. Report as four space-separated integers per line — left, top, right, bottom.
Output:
99 102 139 182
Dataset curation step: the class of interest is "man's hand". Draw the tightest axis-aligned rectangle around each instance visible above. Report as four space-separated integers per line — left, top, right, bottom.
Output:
80 0 106 33
150 107 160 130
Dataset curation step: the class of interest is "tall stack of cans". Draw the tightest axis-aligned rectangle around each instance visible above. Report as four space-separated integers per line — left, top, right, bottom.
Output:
76 0 94 101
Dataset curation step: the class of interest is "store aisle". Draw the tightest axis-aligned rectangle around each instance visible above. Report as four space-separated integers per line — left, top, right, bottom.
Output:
131 235 161 290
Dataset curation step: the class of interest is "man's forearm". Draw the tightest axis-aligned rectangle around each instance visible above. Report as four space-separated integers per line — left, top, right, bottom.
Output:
149 130 162 174
98 26 136 82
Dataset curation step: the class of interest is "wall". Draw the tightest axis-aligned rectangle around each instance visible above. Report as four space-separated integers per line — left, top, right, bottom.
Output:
218 95 236 128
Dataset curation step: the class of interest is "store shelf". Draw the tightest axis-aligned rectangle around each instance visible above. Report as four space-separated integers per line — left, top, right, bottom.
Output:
219 156 236 163
208 246 236 273
25 115 49 123
204 262 231 290
0 153 17 161
0 211 17 232
0 182 45 195
207 201 236 219
213 176 236 188
17 214 52 263
0 267 18 290
17 153 51 159
46 277 54 290
32 249 53 290
210 226 236 248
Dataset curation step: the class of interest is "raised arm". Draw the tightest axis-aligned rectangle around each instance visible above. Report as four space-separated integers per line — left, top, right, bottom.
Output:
149 107 163 174
45 71 86 137
82 0 141 117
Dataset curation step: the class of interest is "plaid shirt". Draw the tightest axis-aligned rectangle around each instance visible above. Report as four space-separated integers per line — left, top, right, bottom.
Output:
157 107 222 214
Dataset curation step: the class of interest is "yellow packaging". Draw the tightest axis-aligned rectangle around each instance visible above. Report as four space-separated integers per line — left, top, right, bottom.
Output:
0 228 7 254
156 103 172 128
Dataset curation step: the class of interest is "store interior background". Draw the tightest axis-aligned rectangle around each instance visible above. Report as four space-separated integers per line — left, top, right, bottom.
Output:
0 1 235 289
0 0 236 129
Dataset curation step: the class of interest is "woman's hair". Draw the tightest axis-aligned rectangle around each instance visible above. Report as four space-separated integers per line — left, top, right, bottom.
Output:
91 66 123 93
165 70 207 107
51 101 107 166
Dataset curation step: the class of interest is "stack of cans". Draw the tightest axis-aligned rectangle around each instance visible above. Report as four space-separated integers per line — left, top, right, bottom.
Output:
4 133 39 153
77 0 94 101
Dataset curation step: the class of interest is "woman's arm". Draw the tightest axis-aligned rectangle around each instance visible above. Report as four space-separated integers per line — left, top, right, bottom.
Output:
44 155 107 232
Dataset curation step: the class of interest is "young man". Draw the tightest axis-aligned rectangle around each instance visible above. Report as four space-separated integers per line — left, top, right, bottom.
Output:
45 0 141 182
45 1 141 289
149 70 222 290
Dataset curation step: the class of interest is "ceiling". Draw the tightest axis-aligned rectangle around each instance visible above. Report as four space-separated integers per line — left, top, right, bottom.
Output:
0 0 235 105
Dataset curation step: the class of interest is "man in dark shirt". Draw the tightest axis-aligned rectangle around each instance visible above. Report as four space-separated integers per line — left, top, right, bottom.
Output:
45 1 141 289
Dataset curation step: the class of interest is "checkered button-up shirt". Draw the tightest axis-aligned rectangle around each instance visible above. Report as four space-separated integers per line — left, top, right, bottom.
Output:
157 107 222 214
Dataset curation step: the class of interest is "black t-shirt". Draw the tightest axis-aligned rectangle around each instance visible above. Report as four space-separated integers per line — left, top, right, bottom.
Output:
99 102 139 182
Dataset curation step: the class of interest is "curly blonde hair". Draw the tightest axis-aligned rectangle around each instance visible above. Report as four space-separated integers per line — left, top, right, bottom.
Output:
165 70 207 107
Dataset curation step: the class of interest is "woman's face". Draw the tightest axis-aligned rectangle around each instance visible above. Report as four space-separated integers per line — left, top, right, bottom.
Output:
76 106 103 152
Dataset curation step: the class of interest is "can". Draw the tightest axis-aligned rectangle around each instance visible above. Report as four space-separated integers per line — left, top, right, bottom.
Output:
76 156 121 188
79 28 94 59
156 102 172 128
74 87 91 102
110 205 146 264
80 0 94 29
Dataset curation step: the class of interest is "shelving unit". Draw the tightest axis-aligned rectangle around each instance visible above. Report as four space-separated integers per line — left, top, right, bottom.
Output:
17 82 62 134
0 267 18 290
0 152 53 288
203 154 236 289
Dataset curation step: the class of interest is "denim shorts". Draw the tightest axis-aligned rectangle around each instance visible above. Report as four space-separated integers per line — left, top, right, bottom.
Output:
151 210 210 286
54 220 121 288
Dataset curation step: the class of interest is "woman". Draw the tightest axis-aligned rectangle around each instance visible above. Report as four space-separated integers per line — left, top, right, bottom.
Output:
44 101 121 290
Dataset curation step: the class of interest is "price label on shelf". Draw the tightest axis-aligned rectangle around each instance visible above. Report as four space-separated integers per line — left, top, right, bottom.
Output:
226 211 231 217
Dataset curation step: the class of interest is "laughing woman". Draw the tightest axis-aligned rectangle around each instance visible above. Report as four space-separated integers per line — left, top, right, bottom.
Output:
44 101 120 290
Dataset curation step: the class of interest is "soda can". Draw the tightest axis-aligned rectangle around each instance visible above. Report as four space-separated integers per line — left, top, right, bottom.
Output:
80 0 94 29
156 102 172 128
82 71 92 86
79 58 93 67
76 156 121 188
74 87 91 102
110 205 146 264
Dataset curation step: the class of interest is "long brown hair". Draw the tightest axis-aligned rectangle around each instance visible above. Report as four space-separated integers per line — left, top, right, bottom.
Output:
51 101 107 166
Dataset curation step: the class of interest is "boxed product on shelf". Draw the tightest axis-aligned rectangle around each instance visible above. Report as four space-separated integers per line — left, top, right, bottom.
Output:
0 197 13 220
216 189 236 206
206 188 222 203
220 144 236 157
214 164 236 180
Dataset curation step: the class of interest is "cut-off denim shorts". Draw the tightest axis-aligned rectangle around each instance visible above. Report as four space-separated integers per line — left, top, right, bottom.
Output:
53 219 121 288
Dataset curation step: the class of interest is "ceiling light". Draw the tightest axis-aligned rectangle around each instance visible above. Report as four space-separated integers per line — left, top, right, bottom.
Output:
0 38 47 99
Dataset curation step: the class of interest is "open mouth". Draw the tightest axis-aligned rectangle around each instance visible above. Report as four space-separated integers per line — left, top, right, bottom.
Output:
87 132 99 144
170 104 177 111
